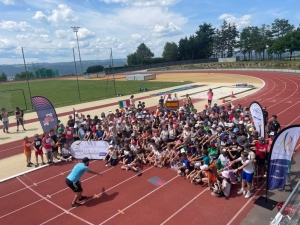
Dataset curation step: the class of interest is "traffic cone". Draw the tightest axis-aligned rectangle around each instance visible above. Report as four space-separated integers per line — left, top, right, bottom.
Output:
231 91 235 98
222 97 225 103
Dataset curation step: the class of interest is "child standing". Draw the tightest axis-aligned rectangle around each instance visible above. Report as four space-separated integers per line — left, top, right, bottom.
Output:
23 136 33 167
33 134 45 167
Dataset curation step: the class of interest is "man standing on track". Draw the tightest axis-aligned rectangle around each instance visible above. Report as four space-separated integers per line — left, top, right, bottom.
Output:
268 115 281 135
66 157 101 207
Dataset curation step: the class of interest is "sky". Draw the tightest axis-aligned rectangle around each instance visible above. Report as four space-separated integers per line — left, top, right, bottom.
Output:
0 0 299 63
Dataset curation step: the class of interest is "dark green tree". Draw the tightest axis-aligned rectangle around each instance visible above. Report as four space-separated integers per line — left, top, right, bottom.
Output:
127 43 154 65
226 23 239 57
15 71 34 80
195 22 215 59
86 65 104 74
178 37 190 60
0 72 8 82
271 19 295 38
162 42 178 61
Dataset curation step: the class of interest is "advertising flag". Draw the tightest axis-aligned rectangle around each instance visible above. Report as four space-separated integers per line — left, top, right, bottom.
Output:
119 100 130 108
31 96 58 132
165 100 179 109
70 141 110 159
267 125 300 190
249 101 265 138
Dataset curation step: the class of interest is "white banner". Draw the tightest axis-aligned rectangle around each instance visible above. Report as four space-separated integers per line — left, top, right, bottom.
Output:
249 102 265 138
70 141 109 160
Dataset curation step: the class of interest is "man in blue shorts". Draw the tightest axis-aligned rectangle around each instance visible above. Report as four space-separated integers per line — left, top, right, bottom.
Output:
66 157 101 207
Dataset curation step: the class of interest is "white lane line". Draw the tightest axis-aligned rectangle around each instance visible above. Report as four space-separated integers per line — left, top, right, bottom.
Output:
160 188 207 225
0 160 98 198
40 166 154 225
0 145 23 153
226 182 266 225
17 177 94 225
99 175 178 225
0 167 113 218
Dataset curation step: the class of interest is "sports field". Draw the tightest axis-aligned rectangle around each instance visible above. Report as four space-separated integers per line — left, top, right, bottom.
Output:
0 79 191 113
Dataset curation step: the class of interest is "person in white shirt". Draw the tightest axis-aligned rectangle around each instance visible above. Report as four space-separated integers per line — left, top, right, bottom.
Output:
211 170 231 197
173 93 178 101
154 148 164 167
229 151 254 198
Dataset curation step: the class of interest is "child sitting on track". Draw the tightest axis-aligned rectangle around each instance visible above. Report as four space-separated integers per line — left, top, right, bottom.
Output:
121 151 142 175
211 170 232 197
177 153 191 177
200 164 217 190
60 143 73 162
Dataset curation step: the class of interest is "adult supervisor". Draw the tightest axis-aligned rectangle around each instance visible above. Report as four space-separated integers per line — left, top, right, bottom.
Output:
66 157 101 207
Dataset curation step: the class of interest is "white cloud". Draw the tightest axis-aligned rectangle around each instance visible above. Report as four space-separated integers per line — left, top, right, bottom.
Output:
0 0 24 5
0 20 33 32
101 0 180 7
55 29 69 38
56 28 96 40
150 22 183 37
69 40 91 48
131 34 142 40
32 4 78 25
32 11 48 23
114 7 187 28
39 34 52 43
76 28 96 40
0 39 15 49
16 33 37 39
218 14 251 29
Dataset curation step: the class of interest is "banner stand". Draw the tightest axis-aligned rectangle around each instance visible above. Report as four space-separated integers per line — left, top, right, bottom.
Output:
253 196 278 211
260 125 300 208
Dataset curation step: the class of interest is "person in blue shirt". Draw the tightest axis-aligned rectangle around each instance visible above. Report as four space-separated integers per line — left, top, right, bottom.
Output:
177 153 191 177
65 157 101 207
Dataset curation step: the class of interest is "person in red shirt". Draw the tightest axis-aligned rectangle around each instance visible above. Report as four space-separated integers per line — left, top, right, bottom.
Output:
253 137 267 183
23 136 33 167
64 125 74 146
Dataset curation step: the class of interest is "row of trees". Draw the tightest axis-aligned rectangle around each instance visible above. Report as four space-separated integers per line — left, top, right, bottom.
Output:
127 19 299 65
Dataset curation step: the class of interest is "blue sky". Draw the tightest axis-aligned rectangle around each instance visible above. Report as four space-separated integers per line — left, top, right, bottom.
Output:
0 0 299 62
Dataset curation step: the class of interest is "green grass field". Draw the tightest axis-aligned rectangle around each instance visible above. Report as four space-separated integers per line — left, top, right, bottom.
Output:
0 79 192 113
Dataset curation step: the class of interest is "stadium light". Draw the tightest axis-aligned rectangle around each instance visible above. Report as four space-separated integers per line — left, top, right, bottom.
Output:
71 26 83 76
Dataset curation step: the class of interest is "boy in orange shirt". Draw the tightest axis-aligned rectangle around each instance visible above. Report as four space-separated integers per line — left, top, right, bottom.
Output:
23 136 33 167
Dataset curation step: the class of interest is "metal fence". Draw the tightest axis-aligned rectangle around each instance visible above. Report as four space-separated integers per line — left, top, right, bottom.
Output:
106 58 219 74
270 180 300 225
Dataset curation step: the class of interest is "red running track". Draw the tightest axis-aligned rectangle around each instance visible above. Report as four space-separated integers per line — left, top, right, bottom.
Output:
1 71 300 225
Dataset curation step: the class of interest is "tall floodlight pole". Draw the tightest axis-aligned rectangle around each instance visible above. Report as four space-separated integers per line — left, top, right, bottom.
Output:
265 25 271 60
71 26 83 76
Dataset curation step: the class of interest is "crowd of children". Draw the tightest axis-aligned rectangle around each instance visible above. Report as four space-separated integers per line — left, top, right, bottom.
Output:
23 92 283 198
